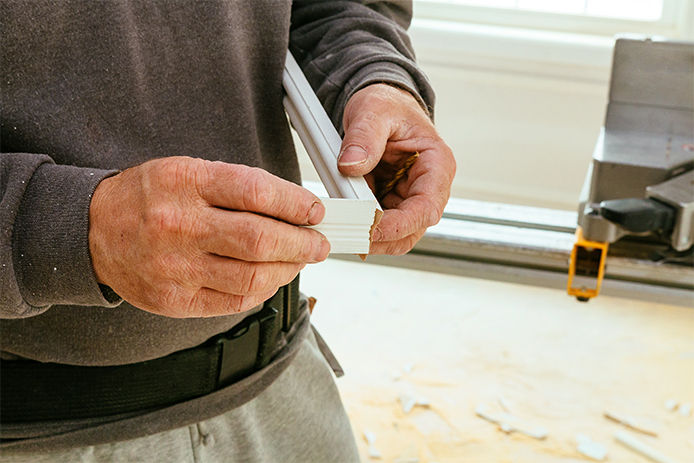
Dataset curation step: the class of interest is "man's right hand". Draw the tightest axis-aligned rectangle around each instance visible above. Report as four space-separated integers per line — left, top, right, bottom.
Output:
88 156 329 318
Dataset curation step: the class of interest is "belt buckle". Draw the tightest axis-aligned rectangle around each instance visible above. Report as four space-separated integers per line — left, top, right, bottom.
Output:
216 306 278 388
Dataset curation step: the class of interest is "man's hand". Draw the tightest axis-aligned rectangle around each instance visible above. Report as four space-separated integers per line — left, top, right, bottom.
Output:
89 157 329 318
338 84 456 255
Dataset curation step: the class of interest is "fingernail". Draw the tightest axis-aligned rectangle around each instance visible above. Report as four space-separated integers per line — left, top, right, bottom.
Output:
307 201 324 225
338 145 368 166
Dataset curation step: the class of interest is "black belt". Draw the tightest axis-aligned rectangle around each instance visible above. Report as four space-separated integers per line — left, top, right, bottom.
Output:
0 276 303 423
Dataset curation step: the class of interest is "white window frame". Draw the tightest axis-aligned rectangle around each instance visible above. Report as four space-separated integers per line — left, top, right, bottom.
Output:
414 0 694 39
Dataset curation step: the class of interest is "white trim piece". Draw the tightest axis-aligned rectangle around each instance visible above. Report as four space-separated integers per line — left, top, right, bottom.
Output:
282 52 381 207
283 51 382 255
307 198 378 254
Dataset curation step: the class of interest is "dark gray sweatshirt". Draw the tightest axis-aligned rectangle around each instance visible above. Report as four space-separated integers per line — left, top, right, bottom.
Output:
0 0 433 450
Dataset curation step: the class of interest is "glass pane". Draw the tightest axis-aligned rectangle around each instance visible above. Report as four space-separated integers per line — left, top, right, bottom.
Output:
419 0 666 21
517 0 585 14
586 0 664 20
439 0 517 7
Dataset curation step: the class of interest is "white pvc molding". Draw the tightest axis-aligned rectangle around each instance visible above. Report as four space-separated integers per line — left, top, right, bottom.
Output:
283 51 381 254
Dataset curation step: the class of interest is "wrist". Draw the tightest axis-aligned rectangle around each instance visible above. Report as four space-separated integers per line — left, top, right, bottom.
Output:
88 175 116 285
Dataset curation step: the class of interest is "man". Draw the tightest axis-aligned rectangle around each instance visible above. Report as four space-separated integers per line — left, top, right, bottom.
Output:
0 0 455 461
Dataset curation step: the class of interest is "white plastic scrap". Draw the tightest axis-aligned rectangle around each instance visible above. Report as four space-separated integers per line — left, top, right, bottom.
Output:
474 403 548 440
664 399 678 412
615 431 678 463
363 430 376 445
497 395 512 413
576 434 608 461
362 430 382 460
399 394 417 414
678 402 691 417
367 446 382 459
398 393 430 414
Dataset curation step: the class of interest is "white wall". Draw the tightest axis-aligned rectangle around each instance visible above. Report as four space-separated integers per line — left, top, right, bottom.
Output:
298 19 617 211
410 21 613 210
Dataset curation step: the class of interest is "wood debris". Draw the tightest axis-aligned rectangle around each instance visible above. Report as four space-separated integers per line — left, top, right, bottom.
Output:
307 296 317 313
604 410 658 437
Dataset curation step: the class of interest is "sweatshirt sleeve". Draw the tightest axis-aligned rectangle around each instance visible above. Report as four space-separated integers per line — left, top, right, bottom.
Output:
289 0 435 133
0 153 122 318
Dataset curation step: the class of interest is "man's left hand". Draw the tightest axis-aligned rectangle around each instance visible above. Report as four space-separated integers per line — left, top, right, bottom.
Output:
338 83 456 255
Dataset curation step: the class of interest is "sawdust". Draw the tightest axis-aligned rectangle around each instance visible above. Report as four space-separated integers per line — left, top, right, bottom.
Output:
303 259 694 463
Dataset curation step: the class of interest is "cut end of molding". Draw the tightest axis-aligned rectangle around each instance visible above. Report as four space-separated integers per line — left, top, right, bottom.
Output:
360 206 384 261
307 198 380 255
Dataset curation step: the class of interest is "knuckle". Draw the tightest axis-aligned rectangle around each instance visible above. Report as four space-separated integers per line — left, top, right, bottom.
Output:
393 244 410 256
154 156 198 188
190 214 212 240
145 204 185 235
241 265 266 294
424 200 443 227
193 159 217 200
154 280 184 311
348 119 377 140
155 253 178 275
155 253 188 284
297 231 320 260
429 207 443 227
249 227 275 259
394 236 417 256
240 167 271 211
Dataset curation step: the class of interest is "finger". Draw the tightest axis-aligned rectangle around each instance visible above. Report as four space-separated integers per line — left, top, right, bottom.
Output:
391 147 455 199
369 231 424 256
200 255 303 296
380 189 406 210
199 208 330 263
188 287 277 318
200 162 325 226
338 110 390 177
374 195 442 242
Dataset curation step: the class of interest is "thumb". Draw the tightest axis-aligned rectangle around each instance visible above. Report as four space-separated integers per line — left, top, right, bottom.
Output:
337 114 390 176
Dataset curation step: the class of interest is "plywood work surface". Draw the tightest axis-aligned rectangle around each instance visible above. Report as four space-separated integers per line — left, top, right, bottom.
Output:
302 259 694 463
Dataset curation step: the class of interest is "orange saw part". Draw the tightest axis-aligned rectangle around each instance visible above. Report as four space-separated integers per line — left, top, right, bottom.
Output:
567 227 609 301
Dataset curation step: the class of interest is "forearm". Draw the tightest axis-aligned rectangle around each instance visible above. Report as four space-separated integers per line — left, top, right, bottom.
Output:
290 0 435 132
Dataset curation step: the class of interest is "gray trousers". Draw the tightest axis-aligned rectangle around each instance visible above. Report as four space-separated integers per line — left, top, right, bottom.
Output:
2 331 360 463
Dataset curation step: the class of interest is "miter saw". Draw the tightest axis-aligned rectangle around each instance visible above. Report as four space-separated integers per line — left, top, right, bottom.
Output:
568 38 694 301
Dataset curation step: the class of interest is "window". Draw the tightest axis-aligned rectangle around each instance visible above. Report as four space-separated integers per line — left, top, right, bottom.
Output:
425 0 665 21
415 0 693 37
